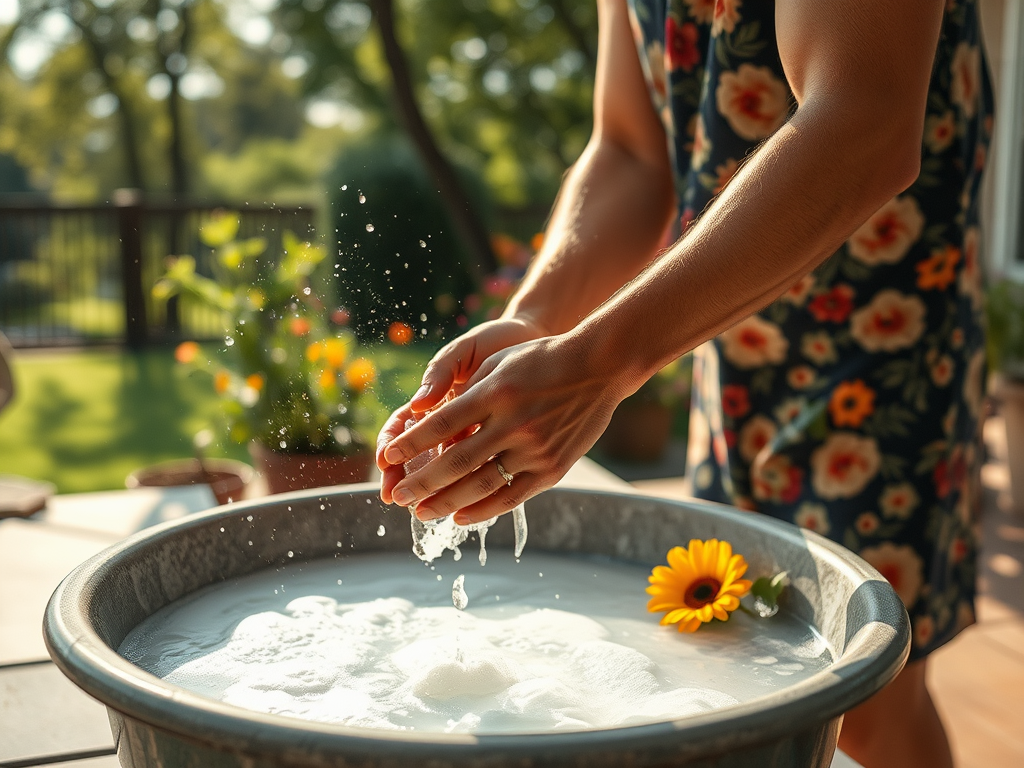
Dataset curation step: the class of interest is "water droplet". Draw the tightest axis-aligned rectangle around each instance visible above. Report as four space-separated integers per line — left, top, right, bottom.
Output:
420 313 427 321
337 579 343 585
366 223 374 232
224 336 234 347
336 541 342 547
419 240 426 247
341 184 348 190
219 527 225 533
246 515 253 521
303 287 311 295
247 540 253 546
452 574 468 610
377 525 386 537
358 193 366 204
279 440 287 449
436 574 442 581
555 594 560 599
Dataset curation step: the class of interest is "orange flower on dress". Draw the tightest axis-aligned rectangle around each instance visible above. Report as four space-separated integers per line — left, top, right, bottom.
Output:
214 371 230 394
345 358 376 392
175 341 199 364
916 245 960 291
829 380 876 428
245 373 264 392
388 322 413 345
646 539 753 633
289 317 311 337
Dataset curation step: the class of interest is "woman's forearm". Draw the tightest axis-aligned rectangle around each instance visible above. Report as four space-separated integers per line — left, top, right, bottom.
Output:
570 102 924 398
504 135 676 335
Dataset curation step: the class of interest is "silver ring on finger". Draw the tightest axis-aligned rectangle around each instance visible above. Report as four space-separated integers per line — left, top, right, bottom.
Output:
494 456 514 486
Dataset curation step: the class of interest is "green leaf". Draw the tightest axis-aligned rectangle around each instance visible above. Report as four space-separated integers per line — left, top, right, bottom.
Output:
748 571 788 617
200 213 240 247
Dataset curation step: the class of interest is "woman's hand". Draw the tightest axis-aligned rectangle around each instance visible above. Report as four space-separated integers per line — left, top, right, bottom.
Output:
376 315 547 504
378 334 631 524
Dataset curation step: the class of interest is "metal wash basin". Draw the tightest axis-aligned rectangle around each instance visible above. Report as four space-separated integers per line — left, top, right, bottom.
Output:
44 485 909 768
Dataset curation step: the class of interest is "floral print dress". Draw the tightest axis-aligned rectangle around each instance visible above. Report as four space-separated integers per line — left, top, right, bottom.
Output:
627 0 993 660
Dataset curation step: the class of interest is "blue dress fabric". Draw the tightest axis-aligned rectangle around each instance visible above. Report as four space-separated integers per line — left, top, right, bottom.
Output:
627 0 993 659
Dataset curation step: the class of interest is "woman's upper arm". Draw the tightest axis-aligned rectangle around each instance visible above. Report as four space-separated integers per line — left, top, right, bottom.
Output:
594 0 672 172
777 0 945 125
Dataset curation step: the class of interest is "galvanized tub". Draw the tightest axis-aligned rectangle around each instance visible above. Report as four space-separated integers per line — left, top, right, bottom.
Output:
44 485 909 768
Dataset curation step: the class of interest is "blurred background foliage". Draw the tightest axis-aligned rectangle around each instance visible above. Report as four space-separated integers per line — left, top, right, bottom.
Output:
0 0 596 219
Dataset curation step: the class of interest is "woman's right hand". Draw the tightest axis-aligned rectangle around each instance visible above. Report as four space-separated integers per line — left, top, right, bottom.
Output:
376 315 547 504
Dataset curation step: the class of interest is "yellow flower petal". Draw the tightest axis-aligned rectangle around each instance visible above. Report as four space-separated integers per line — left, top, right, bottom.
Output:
677 617 703 633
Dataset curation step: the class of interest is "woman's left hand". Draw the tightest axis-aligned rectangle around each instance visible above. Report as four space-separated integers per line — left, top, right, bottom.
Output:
379 335 629 525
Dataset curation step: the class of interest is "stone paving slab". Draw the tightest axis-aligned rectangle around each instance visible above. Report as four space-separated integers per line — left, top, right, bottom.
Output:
37 485 216 539
0 662 114 766
0 520 118 665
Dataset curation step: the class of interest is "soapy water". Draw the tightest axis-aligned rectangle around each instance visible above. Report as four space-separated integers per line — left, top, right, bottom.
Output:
119 552 835 734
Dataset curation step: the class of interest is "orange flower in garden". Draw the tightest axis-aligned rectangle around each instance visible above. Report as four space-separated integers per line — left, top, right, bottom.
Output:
916 245 960 291
245 374 264 392
647 539 753 633
305 341 323 363
530 232 545 252
319 368 335 389
345 358 376 392
175 341 199 364
829 380 876 428
289 317 311 336
214 371 230 394
388 321 413 345
324 338 347 369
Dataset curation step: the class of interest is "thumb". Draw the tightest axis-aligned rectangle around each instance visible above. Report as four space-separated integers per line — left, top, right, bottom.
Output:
410 345 462 413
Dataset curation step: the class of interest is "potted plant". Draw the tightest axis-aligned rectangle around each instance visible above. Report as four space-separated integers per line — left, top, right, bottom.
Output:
986 276 1024 513
597 355 692 463
154 213 382 494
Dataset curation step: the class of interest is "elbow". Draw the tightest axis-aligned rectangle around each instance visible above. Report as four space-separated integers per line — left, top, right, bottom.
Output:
796 95 924 204
875 128 922 199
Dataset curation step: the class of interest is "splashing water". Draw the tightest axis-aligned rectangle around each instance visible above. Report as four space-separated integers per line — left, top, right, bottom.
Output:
452 574 468 610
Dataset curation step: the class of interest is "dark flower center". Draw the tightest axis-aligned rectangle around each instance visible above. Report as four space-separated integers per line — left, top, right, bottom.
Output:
684 577 722 609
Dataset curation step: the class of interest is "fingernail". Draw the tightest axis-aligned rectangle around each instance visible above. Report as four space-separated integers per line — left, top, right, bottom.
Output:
384 444 408 464
393 488 414 506
412 383 432 401
415 506 439 521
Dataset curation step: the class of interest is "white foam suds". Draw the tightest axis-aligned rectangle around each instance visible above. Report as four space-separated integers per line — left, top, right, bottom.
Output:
119 552 834 734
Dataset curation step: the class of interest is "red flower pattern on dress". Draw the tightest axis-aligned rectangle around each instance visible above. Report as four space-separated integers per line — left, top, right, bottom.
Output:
752 454 803 503
849 290 926 353
721 384 750 418
715 64 788 140
666 18 701 72
807 284 855 323
848 196 925 266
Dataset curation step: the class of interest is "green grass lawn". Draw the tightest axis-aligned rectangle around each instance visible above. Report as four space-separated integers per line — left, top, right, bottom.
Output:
0 345 431 493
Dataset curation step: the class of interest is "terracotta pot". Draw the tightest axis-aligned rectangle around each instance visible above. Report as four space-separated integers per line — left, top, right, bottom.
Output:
249 443 374 494
126 459 254 506
598 400 674 463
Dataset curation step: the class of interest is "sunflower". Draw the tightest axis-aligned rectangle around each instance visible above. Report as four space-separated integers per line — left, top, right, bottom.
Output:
647 539 753 632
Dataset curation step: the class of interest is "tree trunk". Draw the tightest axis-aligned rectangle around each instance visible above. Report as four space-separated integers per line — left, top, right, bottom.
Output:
369 0 496 282
77 27 147 192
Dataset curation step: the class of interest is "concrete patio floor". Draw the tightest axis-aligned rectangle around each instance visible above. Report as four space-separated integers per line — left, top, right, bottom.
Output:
634 414 1024 768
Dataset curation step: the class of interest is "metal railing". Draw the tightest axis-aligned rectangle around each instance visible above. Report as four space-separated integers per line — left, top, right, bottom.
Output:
0 195 315 348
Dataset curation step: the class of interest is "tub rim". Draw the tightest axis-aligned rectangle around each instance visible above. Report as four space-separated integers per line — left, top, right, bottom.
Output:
44 484 910 762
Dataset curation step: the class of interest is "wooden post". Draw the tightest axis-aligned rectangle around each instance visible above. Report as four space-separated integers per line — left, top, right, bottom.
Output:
114 189 147 349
